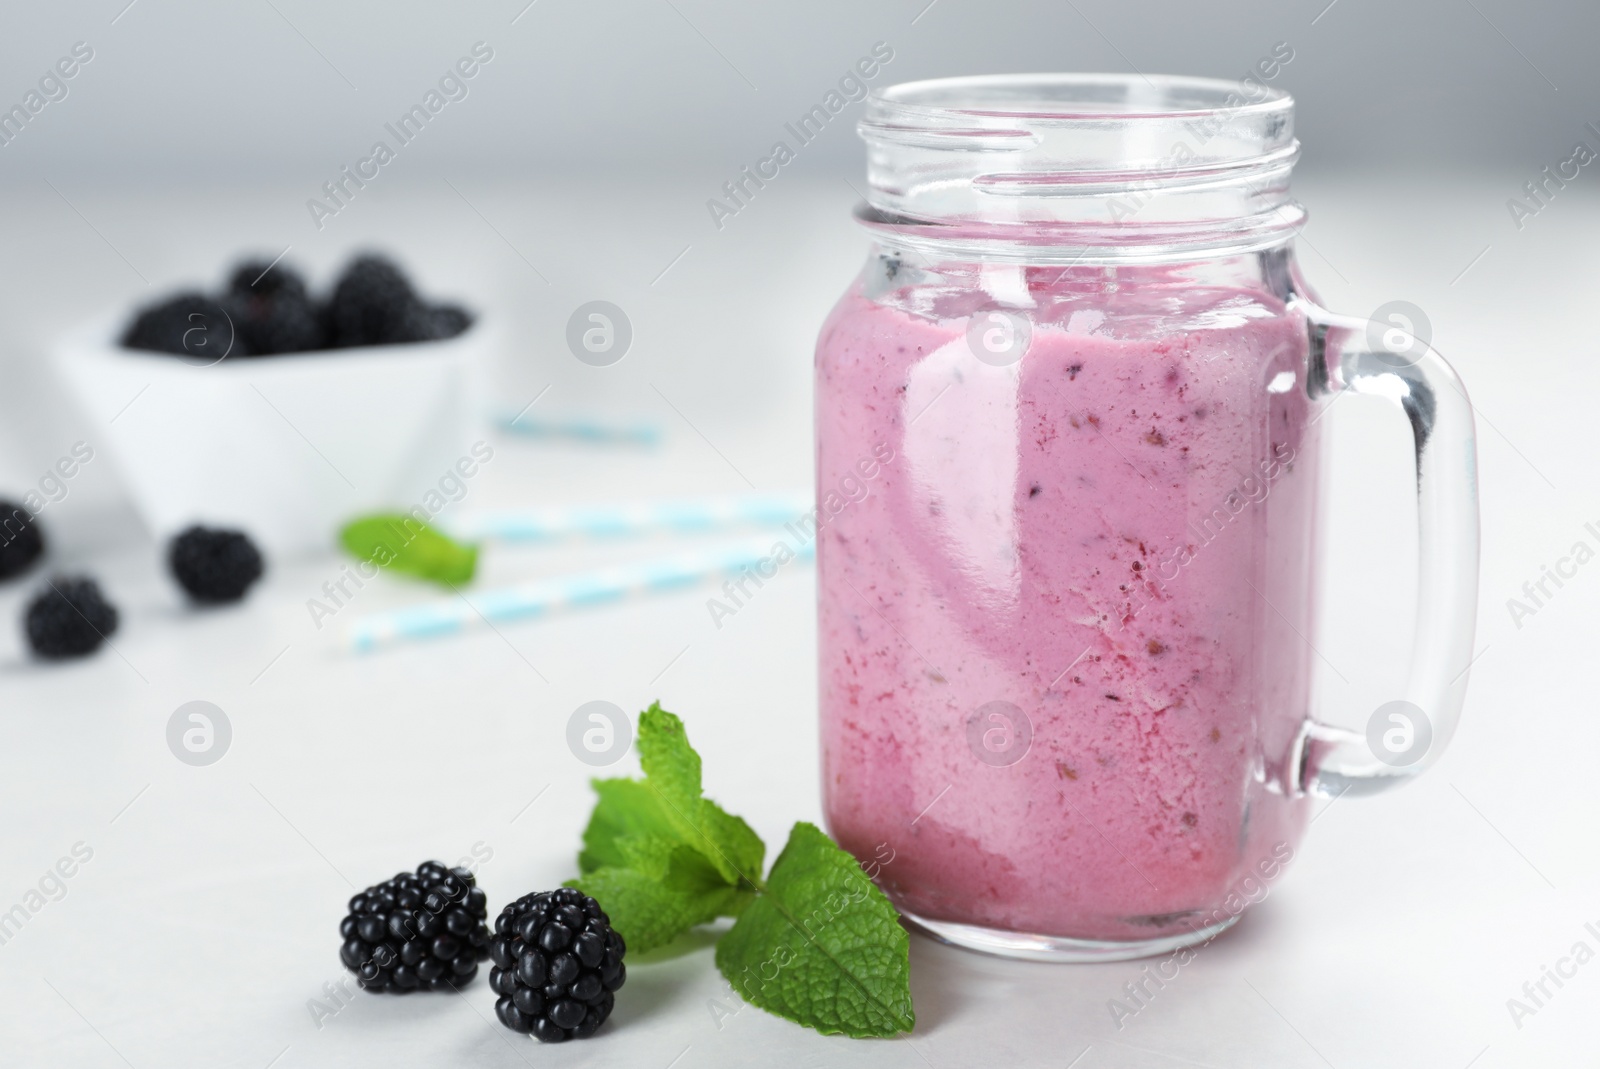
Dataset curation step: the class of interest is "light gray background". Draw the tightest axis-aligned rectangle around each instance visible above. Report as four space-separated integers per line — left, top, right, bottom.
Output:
0 0 1592 177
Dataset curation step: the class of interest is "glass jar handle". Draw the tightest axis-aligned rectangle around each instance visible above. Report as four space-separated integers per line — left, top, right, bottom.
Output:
1294 299 1481 797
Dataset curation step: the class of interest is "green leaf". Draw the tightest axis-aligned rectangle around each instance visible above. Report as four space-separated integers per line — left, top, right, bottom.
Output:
569 703 765 952
577 779 680 874
572 828 758 951
636 704 703 813
695 797 765 892
631 704 766 888
570 864 723 954
715 822 914 1038
578 781 762 888
339 514 477 586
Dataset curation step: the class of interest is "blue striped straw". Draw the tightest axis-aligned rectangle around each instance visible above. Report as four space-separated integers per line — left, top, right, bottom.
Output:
345 535 815 652
442 492 811 543
496 412 662 446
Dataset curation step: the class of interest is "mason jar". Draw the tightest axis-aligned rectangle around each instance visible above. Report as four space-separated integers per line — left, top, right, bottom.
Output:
814 74 1480 961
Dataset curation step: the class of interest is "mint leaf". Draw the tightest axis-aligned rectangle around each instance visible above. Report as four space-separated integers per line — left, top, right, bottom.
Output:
715 822 914 1038
575 846 743 953
636 704 702 812
577 779 680 874
633 705 766 887
339 514 477 586
695 797 764 895
569 704 764 952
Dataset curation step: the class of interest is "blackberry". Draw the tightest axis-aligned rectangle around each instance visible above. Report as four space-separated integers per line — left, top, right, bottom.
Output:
25 576 118 659
0 501 44 580
340 861 491 993
227 260 307 301
427 304 473 341
326 255 434 347
490 888 625 1042
122 292 247 360
224 260 327 354
168 525 264 603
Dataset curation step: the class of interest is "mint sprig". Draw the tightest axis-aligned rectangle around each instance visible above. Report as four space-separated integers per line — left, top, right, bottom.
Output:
567 704 914 1038
339 513 478 586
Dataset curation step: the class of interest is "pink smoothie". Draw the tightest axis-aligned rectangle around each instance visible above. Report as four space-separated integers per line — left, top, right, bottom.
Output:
817 260 1319 941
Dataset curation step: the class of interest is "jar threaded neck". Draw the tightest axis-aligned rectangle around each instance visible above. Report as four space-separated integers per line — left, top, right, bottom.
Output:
858 73 1305 264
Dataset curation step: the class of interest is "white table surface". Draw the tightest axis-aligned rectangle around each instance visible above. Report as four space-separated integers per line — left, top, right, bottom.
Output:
0 174 1596 1068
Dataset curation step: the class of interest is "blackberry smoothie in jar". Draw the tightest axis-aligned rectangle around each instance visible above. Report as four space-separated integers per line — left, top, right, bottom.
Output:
815 75 1480 960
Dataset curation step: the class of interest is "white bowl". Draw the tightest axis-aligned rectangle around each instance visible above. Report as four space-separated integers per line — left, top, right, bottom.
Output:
56 315 488 558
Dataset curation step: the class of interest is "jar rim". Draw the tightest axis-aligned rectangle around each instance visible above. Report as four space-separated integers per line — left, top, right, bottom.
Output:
856 72 1303 264
868 73 1292 124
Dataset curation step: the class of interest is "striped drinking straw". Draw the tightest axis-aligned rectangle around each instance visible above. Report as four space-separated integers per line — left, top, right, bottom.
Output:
496 412 662 446
441 492 811 543
345 535 815 652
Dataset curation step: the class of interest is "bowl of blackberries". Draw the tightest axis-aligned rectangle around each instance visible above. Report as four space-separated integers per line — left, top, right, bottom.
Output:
56 254 487 556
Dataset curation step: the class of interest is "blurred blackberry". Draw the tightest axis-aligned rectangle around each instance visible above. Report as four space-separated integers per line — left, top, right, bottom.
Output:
168 525 264 603
122 292 247 360
224 260 327 354
0 501 44 580
490 888 625 1042
340 861 491 993
326 255 434 347
25 576 118 659
227 260 307 301
427 304 473 341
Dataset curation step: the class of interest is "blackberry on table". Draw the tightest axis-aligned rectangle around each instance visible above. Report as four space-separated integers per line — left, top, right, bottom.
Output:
490 888 625 1042
122 292 247 359
340 861 491 993
168 525 264 603
326 255 434 347
0 501 44 580
224 260 327 354
25 576 118 659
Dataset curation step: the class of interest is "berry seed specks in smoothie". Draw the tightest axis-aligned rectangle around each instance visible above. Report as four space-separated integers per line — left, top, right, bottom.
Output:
815 74 1480 960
